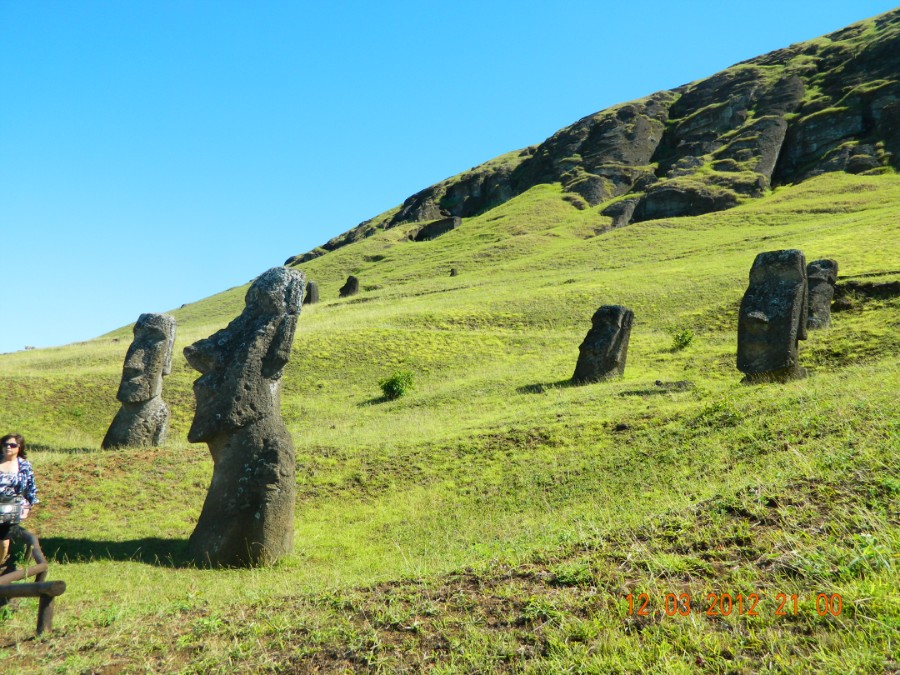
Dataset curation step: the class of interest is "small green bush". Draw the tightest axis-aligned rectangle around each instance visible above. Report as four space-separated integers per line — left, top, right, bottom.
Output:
379 371 414 400
670 328 695 351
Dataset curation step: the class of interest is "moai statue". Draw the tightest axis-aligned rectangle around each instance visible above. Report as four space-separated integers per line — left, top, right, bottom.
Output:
339 275 359 297
102 313 176 449
304 280 319 305
185 267 305 567
807 259 838 329
572 305 634 384
737 249 808 382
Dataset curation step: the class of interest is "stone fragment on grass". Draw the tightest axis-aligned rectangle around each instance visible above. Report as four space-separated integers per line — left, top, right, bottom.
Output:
572 305 634 384
102 313 176 449
737 249 808 382
806 259 838 329
185 266 305 567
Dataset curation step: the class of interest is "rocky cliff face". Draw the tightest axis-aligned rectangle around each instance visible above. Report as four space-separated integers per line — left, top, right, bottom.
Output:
288 10 899 265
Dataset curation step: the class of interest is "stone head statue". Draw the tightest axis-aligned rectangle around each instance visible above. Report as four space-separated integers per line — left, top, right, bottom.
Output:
737 249 808 380
185 266 305 567
103 313 176 449
185 267 305 443
807 258 838 329
572 305 634 384
117 313 177 403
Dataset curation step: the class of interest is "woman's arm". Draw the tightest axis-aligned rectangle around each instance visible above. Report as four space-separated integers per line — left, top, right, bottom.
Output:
19 460 38 506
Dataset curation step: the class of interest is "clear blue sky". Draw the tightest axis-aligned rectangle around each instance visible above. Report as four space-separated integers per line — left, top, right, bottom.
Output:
1 1 896 354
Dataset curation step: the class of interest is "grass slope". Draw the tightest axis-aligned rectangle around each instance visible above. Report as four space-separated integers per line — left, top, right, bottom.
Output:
0 172 897 672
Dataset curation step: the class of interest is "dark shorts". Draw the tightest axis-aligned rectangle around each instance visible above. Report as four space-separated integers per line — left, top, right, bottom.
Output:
0 522 11 541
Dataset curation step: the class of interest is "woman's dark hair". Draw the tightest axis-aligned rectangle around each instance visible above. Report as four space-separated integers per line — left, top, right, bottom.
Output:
0 434 26 459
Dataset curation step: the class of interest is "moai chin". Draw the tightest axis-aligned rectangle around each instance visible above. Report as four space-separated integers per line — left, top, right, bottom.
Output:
572 305 634 384
102 313 176 449
806 259 838 329
737 249 808 382
185 266 305 567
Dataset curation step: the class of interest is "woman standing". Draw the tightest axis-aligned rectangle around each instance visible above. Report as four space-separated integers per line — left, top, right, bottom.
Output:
0 433 38 564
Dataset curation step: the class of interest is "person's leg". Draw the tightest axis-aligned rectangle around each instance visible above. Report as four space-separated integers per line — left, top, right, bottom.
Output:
0 521 13 564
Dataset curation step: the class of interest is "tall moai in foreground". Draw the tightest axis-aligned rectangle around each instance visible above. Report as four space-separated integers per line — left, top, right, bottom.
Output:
737 249 808 382
806 259 839 329
185 267 305 567
572 305 634 384
102 313 176 449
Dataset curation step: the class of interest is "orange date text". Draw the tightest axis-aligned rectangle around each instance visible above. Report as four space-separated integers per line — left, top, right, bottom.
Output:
623 592 842 618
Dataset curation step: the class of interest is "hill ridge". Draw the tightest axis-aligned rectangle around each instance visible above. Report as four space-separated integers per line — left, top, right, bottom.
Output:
287 8 899 265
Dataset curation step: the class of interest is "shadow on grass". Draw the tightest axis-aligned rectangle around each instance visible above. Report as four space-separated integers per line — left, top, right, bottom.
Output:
618 380 696 397
517 379 575 394
36 536 194 568
359 395 392 406
29 443 97 454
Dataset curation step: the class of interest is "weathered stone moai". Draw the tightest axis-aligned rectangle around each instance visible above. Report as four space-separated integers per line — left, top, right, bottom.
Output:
806 259 838 329
102 313 176 449
185 267 305 567
304 280 319 305
339 275 359 297
737 249 808 382
572 305 634 384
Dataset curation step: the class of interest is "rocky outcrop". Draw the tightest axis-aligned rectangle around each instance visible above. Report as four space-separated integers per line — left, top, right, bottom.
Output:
413 217 461 242
285 9 900 262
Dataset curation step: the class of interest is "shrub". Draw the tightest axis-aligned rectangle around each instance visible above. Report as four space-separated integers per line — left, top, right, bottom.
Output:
379 371 414 400
671 328 695 351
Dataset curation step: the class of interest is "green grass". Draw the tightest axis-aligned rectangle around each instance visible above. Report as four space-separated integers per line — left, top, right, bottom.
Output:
0 172 897 672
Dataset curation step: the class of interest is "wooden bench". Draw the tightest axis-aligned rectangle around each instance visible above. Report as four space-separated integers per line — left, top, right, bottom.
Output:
0 528 66 634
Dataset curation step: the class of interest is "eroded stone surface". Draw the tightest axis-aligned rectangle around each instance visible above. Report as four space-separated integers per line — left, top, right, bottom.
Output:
572 305 634 384
737 250 808 382
185 267 305 567
807 259 839 329
102 313 176 449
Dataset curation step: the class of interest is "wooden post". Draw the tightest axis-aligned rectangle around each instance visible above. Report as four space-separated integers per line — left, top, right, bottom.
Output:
0 529 65 635
37 594 55 634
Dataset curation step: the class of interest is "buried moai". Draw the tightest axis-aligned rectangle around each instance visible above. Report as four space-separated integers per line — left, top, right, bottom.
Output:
102 313 176 449
185 267 305 567
304 280 319 305
572 305 634 384
737 249 808 382
807 259 839 329
339 275 359 298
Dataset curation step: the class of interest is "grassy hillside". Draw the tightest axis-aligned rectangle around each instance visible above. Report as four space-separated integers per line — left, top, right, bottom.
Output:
0 172 898 672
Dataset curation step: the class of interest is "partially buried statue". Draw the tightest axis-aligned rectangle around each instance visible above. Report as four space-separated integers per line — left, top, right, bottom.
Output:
102 313 176 449
806 259 838 329
185 266 305 567
737 249 808 382
571 305 634 384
